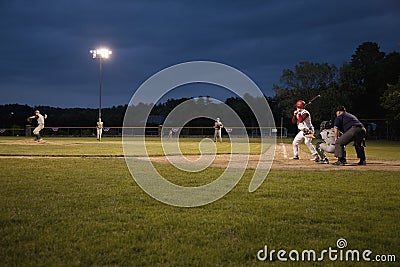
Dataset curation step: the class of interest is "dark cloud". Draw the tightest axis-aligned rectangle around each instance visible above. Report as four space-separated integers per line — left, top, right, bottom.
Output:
0 0 399 107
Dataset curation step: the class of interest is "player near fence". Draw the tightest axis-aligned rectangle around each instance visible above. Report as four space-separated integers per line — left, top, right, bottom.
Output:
333 106 367 166
290 100 319 161
96 118 103 141
213 118 223 143
27 110 47 142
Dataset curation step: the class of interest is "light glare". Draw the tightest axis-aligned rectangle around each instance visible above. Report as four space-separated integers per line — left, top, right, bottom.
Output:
90 48 112 59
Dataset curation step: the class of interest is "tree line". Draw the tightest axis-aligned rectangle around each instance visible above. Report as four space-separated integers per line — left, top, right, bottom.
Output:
271 42 400 139
1 42 399 139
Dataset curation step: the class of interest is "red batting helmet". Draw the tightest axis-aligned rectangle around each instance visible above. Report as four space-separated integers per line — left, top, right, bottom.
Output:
295 100 305 109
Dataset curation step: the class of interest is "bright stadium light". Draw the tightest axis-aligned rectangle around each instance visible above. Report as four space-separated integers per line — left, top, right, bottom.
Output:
90 48 112 120
90 48 112 59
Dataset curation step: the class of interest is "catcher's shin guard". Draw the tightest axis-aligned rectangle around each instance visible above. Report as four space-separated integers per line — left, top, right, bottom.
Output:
316 142 326 160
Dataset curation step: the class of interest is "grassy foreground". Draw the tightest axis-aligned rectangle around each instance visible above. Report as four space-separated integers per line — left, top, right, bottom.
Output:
0 137 399 266
1 158 399 266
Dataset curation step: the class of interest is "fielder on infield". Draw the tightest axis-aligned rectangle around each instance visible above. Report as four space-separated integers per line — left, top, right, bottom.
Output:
96 118 104 141
213 118 223 143
27 110 47 142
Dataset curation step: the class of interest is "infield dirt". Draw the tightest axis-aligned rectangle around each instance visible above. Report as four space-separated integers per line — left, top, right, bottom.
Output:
142 143 400 171
1 140 399 171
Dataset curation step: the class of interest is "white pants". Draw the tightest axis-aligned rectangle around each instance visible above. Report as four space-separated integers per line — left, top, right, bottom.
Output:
97 128 102 140
292 130 317 157
33 124 44 135
319 143 335 153
214 129 222 142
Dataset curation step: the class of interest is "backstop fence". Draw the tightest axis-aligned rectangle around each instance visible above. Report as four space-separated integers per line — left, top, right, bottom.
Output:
2 121 397 140
0 126 288 139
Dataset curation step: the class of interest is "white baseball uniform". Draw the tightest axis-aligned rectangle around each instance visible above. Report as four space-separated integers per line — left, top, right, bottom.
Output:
214 119 223 143
319 128 335 153
292 109 317 158
33 114 45 135
97 120 103 141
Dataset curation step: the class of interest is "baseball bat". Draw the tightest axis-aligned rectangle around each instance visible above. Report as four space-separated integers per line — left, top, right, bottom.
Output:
304 94 321 107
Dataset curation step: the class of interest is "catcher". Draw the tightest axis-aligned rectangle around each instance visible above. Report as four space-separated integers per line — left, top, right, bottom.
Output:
315 121 336 164
290 100 319 161
316 120 347 164
27 110 47 142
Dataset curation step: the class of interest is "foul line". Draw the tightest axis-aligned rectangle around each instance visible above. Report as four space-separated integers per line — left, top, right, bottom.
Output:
280 143 288 159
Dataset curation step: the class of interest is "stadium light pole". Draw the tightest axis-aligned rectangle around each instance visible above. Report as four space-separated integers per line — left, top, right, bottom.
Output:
90 48 112 120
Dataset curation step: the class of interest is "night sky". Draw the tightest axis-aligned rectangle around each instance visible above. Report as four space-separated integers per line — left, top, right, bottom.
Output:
1 0 399 108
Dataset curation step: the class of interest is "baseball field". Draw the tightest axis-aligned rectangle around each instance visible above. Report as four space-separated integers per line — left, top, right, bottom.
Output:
0 136 399 266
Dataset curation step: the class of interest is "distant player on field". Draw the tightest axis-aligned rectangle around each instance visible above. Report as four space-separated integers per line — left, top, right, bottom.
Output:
96 118 104 141
213 118 223 143
28 110 47 142
290 100 319 161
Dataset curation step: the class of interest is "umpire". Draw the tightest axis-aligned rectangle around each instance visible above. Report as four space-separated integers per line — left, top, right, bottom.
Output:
333 106 367 166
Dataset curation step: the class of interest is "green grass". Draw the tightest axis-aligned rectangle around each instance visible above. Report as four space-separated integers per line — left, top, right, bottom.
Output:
0 136 269 156
0 137 399 266
1 137 398 160
0 137 124 156
357 140 400 160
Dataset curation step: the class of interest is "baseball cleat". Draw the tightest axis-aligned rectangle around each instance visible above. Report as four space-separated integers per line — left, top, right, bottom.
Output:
311 155 320 162
311 158 319 162
332 160 345 166
318 159 329 164
289 156 299 160
357 160 366 165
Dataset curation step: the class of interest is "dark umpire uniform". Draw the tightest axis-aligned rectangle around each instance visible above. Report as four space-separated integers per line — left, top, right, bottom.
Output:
333 106 367 166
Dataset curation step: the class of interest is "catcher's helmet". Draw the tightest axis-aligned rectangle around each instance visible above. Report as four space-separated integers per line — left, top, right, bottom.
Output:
320 120 332 131
295 100 306 109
